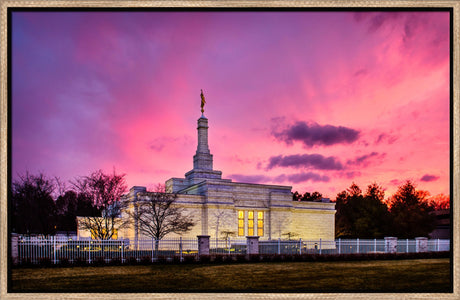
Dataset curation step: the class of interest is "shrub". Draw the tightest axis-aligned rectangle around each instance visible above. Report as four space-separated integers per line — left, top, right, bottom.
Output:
127 256 138 265
248 254 260 262
199 255 210 263
291 254 303 262
138 256 150 265
157 255 168 263
37 258 52 267
221 255 232 263
212 255 224 263
20 258 33 267
235 254 246 263
183 255 196 264
109 258 122 266
172 256 182 264
59 257 70 267
74 257 87 267
92 257 106 266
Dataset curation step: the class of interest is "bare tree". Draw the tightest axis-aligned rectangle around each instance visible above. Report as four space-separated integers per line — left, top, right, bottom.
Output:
220 230 236 240
72 169 128 240
220 230 236 249
209 208 234 245
129 184 195 251
53 176 67 199
272 214 291 239
282 232 299 240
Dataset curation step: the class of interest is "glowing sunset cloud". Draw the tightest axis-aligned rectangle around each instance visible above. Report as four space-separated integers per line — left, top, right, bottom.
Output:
11 11 450 199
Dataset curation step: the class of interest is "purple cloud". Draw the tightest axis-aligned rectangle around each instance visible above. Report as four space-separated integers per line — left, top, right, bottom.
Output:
342 171 362 179
273 121 360 148
285 172 330 183
353 12 402 33
229 174 271 184
390 179 401 186
230 172 329 185
347 152 386 167
354 69 368 77
375 133 398 145
420 174 440 182
267 154 344 171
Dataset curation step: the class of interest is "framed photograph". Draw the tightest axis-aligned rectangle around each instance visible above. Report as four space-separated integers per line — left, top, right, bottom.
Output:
1 1 458 299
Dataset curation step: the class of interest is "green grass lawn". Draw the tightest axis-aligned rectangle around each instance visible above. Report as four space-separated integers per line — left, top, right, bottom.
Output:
10 258 451 293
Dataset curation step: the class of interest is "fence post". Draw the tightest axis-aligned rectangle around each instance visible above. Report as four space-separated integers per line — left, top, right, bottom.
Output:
384 237 397 253
406 239 409 253
53 236 56 264
121 240 124 263
151 238 154 262
197 235 210 256
246 236 259 255
319 239 322 255
374 238 376 253
88 240 91 264
357 238 359 254
437 239 440 252
338 238 341 255
179 237 183 262
11 233 19 265
228 237 231 255
299 238 302 255
415 237 428 252
278 238 281 255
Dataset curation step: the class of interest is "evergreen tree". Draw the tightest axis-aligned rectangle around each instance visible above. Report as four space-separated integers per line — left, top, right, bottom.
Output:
388 180 435 238
335 183 391 238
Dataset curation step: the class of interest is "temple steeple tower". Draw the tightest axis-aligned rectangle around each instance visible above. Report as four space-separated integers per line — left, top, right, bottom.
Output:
193 116 213 170
184 92 222 183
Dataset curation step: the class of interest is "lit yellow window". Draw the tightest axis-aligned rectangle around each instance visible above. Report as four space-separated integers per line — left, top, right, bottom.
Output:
238 210 244 236
257 212 264 236
248 211 254 236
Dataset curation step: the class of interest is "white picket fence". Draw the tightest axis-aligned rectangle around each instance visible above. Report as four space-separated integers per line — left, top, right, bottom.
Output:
12 236 450 265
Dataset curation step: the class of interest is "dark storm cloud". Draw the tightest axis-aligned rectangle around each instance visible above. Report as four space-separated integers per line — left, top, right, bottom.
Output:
273 121 360 148
267 154 344 171
420 174 440 182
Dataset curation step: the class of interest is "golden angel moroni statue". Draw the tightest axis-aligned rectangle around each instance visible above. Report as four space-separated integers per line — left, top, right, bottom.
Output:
200 89 206 113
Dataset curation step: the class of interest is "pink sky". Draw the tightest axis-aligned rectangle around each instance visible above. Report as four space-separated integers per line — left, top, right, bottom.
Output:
11 11 450 199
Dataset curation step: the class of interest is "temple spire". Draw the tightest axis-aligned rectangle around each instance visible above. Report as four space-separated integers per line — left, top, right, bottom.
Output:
184 91 222 181
200 89 206 114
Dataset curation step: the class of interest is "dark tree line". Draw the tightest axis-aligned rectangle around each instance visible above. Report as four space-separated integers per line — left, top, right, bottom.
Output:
334 180 437 239
11 170 121 236
11 172 58 235
292 191 323 202
11 170 195 240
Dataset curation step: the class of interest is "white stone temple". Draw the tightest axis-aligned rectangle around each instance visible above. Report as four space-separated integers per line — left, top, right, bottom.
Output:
119 107 336 241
